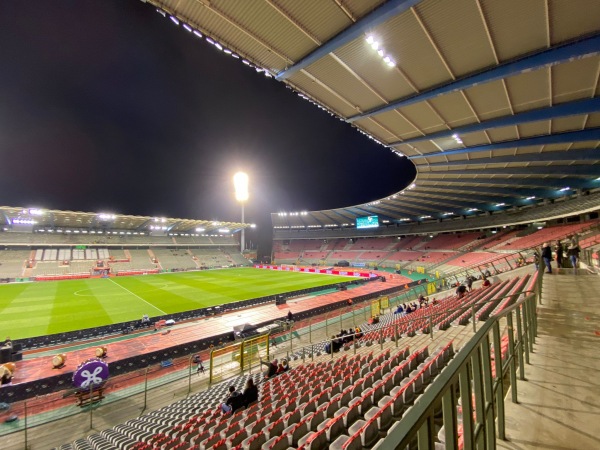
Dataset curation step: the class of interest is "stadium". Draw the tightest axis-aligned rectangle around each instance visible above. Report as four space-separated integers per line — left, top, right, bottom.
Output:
1 1 600 450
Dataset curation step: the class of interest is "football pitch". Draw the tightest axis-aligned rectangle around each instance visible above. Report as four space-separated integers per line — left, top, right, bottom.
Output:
0 268 360 340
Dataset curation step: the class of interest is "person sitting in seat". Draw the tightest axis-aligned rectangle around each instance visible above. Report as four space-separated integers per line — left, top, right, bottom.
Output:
259 357 278 378
221 385 243 414
354 327 363 339
456 284 468 299
277 359 290 374
242 378 258 408
482 276 491 288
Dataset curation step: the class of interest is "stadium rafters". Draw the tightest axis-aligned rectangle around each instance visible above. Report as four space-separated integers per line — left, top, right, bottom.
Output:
143 0 600 229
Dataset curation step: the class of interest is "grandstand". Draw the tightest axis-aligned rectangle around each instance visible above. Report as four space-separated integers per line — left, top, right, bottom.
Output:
2 0 600 449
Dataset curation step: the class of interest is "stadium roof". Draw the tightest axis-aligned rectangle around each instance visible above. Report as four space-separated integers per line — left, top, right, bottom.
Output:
0 206 249 233
146 0 600 228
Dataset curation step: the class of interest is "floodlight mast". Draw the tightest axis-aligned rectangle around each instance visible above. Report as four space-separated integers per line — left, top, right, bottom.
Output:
233 172 249 253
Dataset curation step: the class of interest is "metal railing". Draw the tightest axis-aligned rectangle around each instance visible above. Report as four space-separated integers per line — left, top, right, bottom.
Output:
381 272 542 449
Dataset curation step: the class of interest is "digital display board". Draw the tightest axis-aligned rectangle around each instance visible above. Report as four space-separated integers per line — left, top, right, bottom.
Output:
356 215 379 229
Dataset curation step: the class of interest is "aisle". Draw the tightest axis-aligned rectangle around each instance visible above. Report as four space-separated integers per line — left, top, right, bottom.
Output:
498 272 600 449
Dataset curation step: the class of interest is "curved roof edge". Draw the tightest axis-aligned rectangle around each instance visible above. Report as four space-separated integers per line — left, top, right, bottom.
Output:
272 191 600 239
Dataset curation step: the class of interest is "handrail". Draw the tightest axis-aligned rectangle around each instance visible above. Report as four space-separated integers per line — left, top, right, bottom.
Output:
381 280 540 449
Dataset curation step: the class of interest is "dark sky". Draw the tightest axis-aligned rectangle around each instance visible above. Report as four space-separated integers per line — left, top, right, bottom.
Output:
0 0 415 255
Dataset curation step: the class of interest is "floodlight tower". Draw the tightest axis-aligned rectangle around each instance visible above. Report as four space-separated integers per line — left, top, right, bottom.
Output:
233 172 249 253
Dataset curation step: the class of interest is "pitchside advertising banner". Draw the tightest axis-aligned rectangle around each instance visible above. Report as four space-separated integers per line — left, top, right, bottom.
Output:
254 264 374 278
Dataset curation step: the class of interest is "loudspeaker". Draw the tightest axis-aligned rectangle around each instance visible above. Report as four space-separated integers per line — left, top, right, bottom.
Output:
276 295 287 305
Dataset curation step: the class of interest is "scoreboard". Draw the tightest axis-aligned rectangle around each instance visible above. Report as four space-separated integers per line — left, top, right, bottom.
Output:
356 215 379 229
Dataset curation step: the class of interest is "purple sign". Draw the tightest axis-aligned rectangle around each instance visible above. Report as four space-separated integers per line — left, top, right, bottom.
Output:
73 358 109 389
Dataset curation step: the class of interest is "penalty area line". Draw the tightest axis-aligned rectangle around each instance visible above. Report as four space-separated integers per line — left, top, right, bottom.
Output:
107 278 166 315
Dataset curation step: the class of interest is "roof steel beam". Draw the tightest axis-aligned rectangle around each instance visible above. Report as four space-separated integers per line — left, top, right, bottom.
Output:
349 34 600 122
403 190 520 207
390 195 493 213
420 165 600 177
276 0 422 80
419 177 595 189
345 206 429 219
392 98 600 145
409 128 600 159
420 148 600 166
414 186 536 202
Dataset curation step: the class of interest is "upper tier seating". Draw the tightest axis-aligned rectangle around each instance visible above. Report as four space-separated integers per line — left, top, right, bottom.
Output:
420 232 484 251
346 237 398 251
496 220 599 250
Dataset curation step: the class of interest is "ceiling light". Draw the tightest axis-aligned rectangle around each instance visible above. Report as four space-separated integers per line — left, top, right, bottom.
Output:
183 24 192 32
559 187 570 192
169 16 179 25
193 30 203 38
366 35 375 45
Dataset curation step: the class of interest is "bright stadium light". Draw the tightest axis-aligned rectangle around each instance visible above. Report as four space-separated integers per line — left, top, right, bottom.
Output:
233 172 249 202
233 171 249 253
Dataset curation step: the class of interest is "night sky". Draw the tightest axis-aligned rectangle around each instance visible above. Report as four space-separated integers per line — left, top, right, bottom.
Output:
0 0 415 255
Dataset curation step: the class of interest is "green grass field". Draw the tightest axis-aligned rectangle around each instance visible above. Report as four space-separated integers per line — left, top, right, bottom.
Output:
0 268 359 340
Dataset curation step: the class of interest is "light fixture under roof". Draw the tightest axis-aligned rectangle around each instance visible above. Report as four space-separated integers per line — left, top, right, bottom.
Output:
169 16 179 25
559 187 570 192
183 24 192 32
365 35 396 68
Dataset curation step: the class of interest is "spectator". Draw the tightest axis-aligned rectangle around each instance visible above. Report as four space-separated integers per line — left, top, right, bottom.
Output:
567 243 580 274
482 276 491 288
354 327 363 339
260 357 278 378
555 241 564 268
466 277 473 292
242 378 258 408
541 243 552 274
287 310 293 322
277 359 290 374
193 355 205 375
456 284 467 299
533 253 540 271
395 304 405 315
221 386 243 414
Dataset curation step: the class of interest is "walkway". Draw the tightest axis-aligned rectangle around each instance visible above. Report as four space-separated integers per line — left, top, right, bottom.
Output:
498 271 600 449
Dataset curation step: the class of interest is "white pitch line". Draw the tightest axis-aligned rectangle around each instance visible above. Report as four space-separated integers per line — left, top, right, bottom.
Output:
107 278 167 315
